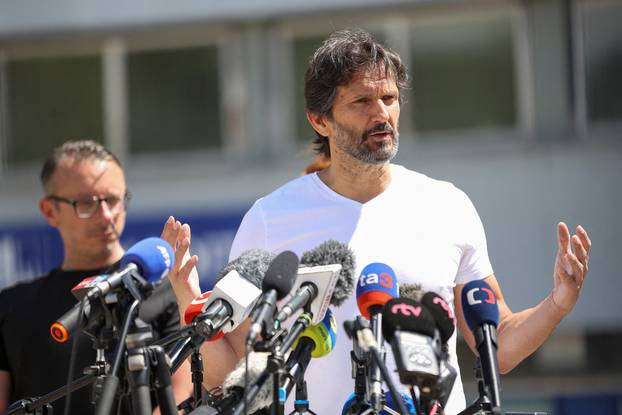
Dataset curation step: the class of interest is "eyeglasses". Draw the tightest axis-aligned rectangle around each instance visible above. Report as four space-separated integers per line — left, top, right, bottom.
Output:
46 192 131 219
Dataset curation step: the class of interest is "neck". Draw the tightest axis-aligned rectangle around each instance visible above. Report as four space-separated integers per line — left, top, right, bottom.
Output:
61 244 124 271
318 155 392 203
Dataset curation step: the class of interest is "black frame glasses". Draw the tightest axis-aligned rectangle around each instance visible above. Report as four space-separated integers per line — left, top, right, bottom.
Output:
46 192 131 219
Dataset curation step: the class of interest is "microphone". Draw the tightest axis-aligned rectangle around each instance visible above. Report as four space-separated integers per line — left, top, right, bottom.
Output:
50 237 174 343
184 249 274 337
74 237 174 300
356 262 399 320
381 297 440 387
341 391 416 415
281 308 337 397
299 240 357 307
399 283 423 301
276 240 356 325
355 262 399 412
421 291 455 345
461 279 501 412
247 250 299 345
222 352 273 414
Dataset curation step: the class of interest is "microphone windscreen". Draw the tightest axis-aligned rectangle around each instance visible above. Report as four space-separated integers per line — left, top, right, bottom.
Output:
262 250 298 299
461 279 499 331
291 308 337 358
300 240 356 307
382 298 436 341
421 291 455 344
120 237 174 283
399 283 423 301
222 352 272 413
216 249 275 289
356 262 399 319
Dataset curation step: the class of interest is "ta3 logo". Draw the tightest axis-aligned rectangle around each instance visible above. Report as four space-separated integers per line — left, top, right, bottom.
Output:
358 272 394 289
465 286 496 306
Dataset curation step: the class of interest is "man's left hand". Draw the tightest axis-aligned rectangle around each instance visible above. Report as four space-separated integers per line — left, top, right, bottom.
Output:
551 222 591 314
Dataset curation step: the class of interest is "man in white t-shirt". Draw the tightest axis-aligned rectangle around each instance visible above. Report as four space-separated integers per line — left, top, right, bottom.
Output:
165 29 591 414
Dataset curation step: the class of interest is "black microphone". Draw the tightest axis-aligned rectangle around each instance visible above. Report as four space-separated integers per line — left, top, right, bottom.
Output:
381 297 441 389
247 250 299 345
461 279 502 413
275 240 355 324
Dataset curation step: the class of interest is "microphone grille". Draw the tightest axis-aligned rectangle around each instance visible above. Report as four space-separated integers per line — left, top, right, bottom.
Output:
216 249 275 289
263 250 298 299
461 279 499 331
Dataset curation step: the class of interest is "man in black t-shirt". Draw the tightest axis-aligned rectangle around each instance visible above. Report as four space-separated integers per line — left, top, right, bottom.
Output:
0 140 192 414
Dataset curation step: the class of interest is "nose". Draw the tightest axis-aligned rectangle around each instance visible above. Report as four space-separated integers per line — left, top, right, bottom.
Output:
96 199 115 222
371 99 390 123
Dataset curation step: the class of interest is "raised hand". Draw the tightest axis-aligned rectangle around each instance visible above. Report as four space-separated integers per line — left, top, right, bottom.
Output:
161 216 201 320
551 222 591 314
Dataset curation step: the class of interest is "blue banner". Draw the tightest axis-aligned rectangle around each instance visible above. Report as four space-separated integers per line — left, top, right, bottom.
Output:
0 209 247 292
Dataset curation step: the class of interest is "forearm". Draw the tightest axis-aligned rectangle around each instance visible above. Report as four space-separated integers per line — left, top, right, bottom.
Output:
0 370 11 414
199 337 243 389
496 293 566 373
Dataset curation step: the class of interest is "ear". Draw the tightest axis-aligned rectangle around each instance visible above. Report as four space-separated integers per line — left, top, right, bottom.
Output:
39 198 61 227
306 111 333 139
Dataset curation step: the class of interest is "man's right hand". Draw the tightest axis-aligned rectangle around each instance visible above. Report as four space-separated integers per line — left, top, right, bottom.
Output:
160 216 201 323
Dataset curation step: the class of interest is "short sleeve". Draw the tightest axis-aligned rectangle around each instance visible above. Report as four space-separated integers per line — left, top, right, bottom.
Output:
229 200 268 261
454 190 494 285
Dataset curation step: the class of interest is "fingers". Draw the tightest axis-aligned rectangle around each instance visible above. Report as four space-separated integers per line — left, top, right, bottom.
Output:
572 235 588 266
161 216 182 249
178 255 199 282
557 222 571 253
576 225 592 255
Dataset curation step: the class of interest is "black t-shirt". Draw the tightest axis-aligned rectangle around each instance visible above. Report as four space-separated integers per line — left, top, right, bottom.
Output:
0 265 181 414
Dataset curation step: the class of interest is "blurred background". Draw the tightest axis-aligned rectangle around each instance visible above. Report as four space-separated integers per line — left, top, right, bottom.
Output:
0 0 620 413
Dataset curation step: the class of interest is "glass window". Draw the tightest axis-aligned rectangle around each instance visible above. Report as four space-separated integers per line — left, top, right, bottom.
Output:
292 35 326 144
128 46 221 154
6 55 103 164
409 12 517 134
581 1 622 124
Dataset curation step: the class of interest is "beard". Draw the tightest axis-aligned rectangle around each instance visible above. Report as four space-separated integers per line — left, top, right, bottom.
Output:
332 121 399 165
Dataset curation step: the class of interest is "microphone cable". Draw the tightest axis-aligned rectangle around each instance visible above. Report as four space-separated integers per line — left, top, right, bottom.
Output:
245 342 250 415
63 296 87 415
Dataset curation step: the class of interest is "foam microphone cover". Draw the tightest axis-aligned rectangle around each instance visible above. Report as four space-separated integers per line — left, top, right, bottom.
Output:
381 297 437 341
222 352 272 413
461 279 499 332
291 308 337 358
356 262 399 319
216 249 276 289
300 240 356 307
399 283 423 301
421 291 455 344
120 237 175 283
262 250 298 299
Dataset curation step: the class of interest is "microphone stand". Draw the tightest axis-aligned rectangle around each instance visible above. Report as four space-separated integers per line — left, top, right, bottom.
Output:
344 317 410 415
231 313 312 415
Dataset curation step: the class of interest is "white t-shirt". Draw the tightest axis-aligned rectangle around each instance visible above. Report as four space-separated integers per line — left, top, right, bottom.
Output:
229 164 494 415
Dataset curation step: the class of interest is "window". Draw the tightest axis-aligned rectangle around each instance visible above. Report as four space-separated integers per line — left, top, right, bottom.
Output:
581 1 622 124
409 11 517 134
6 55 103 164
128 46 221 154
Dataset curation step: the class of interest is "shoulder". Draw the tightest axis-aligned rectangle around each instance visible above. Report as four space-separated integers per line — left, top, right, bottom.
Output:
0 274 48 314
250 173 320 212
392 164 470 202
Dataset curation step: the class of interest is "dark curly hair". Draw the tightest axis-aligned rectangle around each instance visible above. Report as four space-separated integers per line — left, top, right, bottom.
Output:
304 29 409 158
